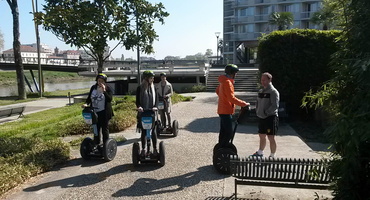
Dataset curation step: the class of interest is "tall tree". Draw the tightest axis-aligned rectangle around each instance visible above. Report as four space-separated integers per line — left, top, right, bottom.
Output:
6 0 26 99
37 0 169 73
269 12 293 30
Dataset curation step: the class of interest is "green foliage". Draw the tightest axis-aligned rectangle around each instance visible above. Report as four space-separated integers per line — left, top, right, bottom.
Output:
258 29 342 119
38 0 169 72
302 0 370 198
180 85 207 93
310 0 348 30
171 92 193 104
269 12 294 30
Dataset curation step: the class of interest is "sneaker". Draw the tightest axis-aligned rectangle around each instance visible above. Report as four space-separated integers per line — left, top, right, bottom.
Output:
140 149 146 157
269 155 276 159
250 151 263 157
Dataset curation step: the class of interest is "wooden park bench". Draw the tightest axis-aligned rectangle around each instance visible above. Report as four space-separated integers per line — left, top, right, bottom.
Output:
230 156 331 199
0 104 26 119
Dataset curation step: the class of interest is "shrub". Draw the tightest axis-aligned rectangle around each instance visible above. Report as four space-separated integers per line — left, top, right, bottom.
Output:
0 137 69 196
258 29 342 119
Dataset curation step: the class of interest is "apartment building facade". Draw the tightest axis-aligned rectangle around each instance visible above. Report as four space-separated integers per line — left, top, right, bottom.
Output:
223 0 322 64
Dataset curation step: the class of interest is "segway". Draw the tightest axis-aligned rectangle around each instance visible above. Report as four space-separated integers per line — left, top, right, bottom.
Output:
156 97 179 137
80 107 117 162
213 106 249 174
132 109 165 167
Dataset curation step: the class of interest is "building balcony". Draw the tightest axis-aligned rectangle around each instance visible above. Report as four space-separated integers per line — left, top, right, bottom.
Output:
231 16 255 24
255 0 272 4
301 12 312 19
254 14 269 22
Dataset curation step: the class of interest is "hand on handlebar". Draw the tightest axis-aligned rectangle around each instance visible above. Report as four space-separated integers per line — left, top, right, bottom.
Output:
152 107 158 111
137 107 143 112
81 104 88 108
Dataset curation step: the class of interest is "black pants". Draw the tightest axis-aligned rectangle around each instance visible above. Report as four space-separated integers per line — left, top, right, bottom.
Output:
141 128 157 150
95 110 109 145
219 114 233 147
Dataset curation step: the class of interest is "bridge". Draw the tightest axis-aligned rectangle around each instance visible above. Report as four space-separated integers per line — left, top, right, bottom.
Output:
0 58 209 77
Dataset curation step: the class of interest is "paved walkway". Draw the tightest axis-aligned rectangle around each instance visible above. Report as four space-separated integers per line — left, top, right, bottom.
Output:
1 92 333 199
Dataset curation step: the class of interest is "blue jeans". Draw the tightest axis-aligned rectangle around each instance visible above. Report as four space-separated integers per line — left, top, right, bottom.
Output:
219 114 233 147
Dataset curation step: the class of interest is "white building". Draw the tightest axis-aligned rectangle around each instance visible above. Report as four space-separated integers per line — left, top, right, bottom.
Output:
2 45 48 64
223 0 322 64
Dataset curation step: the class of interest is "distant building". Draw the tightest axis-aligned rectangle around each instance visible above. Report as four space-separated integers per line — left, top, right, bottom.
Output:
2 45 48 63
223 0 322 64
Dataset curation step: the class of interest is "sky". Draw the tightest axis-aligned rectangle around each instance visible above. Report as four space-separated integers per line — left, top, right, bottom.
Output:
0 0 223 60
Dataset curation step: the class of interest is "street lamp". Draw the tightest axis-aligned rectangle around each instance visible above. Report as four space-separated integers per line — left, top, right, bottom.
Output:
215 32 220 64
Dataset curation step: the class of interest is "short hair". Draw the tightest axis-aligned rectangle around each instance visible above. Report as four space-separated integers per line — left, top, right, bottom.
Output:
262 72 272 80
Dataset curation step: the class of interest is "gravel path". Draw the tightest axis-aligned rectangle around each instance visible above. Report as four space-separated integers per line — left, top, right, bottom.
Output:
3 92 333 200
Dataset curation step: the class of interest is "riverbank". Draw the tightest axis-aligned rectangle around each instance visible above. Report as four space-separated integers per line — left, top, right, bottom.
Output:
0 71 93 86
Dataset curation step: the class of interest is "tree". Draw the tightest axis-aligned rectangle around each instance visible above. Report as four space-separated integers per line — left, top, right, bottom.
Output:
310 0 348 30
205 49 213 58
269 12 293 30
6 0 26 99
303 0 370 198
37 0 169 73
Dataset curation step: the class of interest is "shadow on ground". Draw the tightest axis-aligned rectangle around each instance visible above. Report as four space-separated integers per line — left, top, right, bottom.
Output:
112 165 224 197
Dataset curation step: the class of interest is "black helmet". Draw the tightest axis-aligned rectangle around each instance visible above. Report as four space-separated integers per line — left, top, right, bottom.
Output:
96 73 107 82
224 64 239 75
143 70 155 79
160 72 166 77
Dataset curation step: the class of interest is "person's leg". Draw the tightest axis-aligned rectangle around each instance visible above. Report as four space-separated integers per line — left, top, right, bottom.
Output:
253 118 267 156
267 116 279 157
267 135 276 154
151 128 157 150
159 109 166 128
140 129 147 156
166 111 171 127
258 133 267 152
98 111 109 144
219 114 233 147
140 129 146 149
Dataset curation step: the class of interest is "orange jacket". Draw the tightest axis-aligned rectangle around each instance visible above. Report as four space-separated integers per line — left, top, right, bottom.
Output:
216 75 247 114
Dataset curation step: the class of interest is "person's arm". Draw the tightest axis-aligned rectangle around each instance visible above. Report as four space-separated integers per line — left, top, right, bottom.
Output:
104 85 113 103
266 90 279 116
166 83 173 98
135 86 141 108
224 80 248 107
216 85 220 95
82 86 94 107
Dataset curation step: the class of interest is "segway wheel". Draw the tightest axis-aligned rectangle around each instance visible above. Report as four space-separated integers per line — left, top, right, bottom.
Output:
80 137 94 160
132 142 140 166
213 148 237 175
103 138 117 162
159 141 165 166
213 143 237 155
172 120 179 137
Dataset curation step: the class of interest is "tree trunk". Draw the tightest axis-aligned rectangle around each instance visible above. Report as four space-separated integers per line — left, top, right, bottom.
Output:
8 0 26 99
97 54 104 73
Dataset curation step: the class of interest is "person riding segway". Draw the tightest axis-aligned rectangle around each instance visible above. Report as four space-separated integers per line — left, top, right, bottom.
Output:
80 73 117 162
213 64 250 174
132 70 165 166
156 72 179 137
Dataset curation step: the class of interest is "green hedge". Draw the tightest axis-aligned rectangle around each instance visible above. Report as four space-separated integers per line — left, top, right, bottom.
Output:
258 29 342 119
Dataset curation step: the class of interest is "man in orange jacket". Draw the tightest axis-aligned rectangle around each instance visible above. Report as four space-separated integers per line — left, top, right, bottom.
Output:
216 64 250 148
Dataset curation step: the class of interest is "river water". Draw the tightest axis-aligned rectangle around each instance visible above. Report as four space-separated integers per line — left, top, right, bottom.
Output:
0 81 97 97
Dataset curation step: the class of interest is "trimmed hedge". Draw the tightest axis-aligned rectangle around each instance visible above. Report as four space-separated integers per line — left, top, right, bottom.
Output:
258 29 342 119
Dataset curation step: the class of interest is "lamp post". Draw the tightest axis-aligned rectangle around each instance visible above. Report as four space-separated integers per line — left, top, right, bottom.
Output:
215 32 220 64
